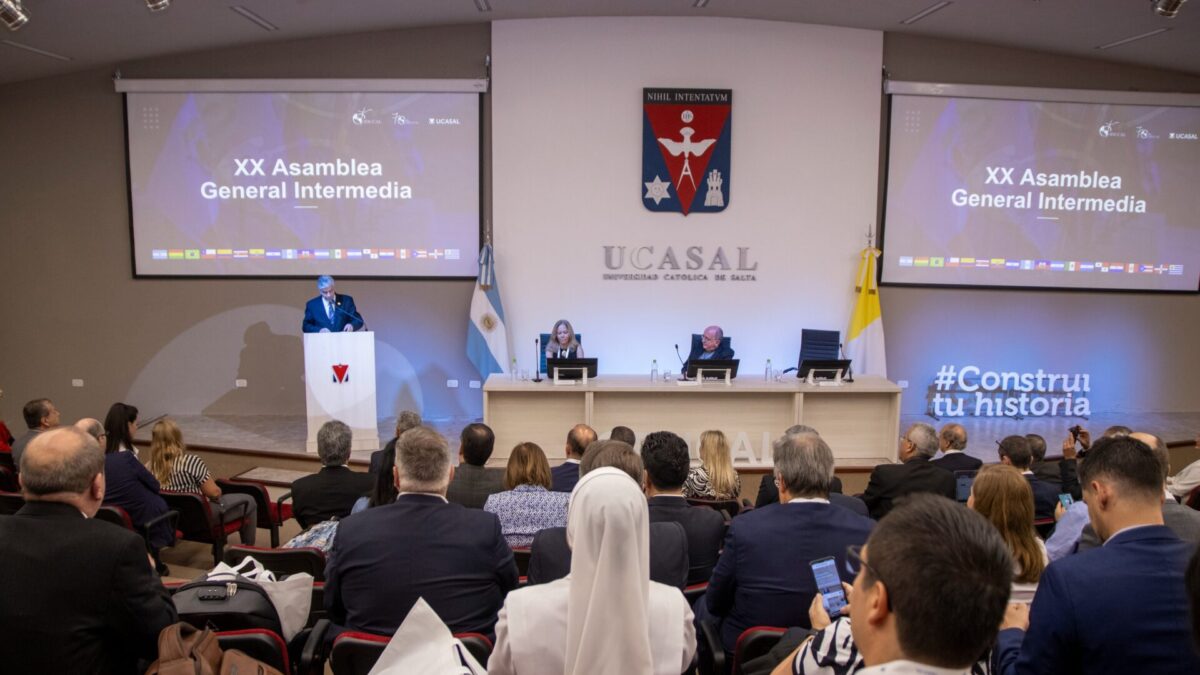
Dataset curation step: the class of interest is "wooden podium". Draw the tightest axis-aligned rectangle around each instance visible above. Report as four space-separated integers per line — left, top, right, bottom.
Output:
303 331 379 453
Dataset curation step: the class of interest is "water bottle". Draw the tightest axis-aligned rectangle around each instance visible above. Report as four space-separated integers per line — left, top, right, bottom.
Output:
765 358 772 382
511 357 518 381
650 359 659 382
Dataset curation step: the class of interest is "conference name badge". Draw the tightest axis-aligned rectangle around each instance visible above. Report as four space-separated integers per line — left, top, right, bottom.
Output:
642 88 732 215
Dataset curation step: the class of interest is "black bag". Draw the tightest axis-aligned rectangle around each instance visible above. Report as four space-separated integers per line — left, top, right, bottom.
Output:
173 575 282 634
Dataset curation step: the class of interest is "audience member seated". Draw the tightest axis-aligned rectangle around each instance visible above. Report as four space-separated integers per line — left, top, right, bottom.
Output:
1026 433 1080 500
325 425 518 637
996 435 1059 522
353 434 404 514
368 410 421 476
0 407 13 454
1189 546 1200 651
772 494 1011 675
484 442 569 547
290 420 372 528
489 467 697 675
930 423 982 472
11 397 60 466
103 402 141 457
641 431 725 585
0 427 177 673
969 464 1047 603
610 425 636 446
528 439 689 589
861 422 956 521
994 435 1200 675
100 411 174 554
147 418 257 545
684 429 742 500
446 422 505 508
755 426 865 516
1167 432 1200 500
1072 432 1200 553
550 423 597 493
702 432 874 653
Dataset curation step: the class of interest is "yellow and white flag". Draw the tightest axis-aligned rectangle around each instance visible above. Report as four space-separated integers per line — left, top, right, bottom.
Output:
845 247 887 378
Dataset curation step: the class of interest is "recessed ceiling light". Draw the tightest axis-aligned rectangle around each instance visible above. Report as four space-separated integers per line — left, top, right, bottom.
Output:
901 1 953 25
1153 0 1187 18
230 5 278 32
473 0 492 12
1095 27 1171 50
0 0 29 31
146 0 170 12
694 0 712 8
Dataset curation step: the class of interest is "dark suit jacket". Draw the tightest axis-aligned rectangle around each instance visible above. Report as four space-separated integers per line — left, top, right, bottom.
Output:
550 460 581 493
1076 499 1200 552
446 463 505 508
683 342 736 375
290 465 373 528
1023 473 1061 521
994 525 1200 675
527 521 689 590
930 451 983 473
706 502 874 651
861 456 956 521
1032 458 1081 501
325 494 518 636
302 293 364 333
102 451 174 549
755 476 844 507
0 501 177 674
647 495 726 585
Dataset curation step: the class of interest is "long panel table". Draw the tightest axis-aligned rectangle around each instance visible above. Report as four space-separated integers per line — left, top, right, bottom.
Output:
483 374 901 469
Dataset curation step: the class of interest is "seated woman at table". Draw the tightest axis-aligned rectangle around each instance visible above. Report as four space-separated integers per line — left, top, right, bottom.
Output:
545 319 584 359
484 442 569 548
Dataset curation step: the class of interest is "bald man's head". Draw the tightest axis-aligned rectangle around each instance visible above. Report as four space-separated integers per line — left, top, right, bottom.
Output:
74 418 105 443
566 424 597 459
21 428 105 509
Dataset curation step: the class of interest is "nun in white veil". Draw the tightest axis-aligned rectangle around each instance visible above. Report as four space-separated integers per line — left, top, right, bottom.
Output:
488 466 696 675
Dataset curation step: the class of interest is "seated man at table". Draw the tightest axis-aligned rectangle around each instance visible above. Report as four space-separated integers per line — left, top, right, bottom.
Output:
682 325 735 375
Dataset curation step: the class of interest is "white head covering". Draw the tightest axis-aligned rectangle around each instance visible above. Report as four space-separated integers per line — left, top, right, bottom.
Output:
563 467 654 675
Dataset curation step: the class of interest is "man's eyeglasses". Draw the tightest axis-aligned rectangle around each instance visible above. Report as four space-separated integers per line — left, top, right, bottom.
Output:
845 544 892 610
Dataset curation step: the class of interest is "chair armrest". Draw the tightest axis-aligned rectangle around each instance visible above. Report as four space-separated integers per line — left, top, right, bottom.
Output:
698 618 726 675
300 618 331 675
142 510 179 550
277 491 294 524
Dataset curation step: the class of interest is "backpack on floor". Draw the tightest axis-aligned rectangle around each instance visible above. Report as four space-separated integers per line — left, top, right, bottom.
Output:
143 622 282 675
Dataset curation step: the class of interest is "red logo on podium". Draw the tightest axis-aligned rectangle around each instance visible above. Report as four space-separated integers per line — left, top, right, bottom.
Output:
332 364 350 383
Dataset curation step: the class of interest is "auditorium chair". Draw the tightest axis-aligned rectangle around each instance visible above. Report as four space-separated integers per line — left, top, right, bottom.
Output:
687 497 742 519
0 490 24 515
512 546 531 576
224 544 327 581
161 489 252 566
698 621 787 675
684 581 709 605
217 478 295 548
0 463 17 492
1185 485 1200 510
300 619 493 675
1034 516 1056 540
216 628 290 673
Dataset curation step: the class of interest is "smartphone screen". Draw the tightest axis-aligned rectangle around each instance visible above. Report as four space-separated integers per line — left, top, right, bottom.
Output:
811 557 847 615
1058 493 1074 508
955 471 976 502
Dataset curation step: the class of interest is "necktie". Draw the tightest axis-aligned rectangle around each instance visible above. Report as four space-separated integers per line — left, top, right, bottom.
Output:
326 300 334 321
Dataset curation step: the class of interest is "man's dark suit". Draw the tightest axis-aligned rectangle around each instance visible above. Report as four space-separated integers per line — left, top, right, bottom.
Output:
325 493 518 636
302 293 364 333
1023 472 1060 521
0 501 177 674
1032 458 1081 500
1076 499 1200 552
754 476 862 513
527 521 689 590
682 342 736 375
860 456 956 521
446 463 505 508
647 495 726 585
290 465 373 528
704 501 874 652
994 525 1200 675
930 451 983 473
550 460 581 493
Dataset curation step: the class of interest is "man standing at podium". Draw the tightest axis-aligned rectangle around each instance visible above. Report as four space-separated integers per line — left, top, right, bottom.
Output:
303 275 364 333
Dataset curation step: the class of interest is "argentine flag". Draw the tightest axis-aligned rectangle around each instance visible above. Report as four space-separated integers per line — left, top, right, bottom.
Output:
845 246 887 378
467 244 511 379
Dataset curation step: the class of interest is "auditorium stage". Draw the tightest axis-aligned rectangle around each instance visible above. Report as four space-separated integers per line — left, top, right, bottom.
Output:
135 411 1200 470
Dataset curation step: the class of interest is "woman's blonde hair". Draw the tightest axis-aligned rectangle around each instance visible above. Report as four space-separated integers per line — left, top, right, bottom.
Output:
147 418 186 485
971 464 1045 584
504 442 553 490
699 430 738 498
547 319 580 353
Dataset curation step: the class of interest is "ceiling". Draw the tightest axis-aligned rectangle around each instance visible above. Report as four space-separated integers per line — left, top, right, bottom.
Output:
1 1 1198 85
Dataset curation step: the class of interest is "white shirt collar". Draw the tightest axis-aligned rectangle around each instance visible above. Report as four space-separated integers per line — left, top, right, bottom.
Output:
788 497 831 505
563 458 581 465
1104 523 1160 545
859 660 971 675
397 491 448 503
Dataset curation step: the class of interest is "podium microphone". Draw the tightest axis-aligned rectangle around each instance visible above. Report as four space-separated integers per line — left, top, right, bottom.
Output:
675 343 688 380
839 342 854 383
532 337 544 382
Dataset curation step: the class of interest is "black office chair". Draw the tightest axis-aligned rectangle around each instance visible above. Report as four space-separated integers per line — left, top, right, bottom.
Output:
538 332 583 375
799 329 840 363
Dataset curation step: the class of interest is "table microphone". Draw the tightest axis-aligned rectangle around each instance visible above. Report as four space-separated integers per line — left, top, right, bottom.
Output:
675 344 688 380
839 342 854 383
